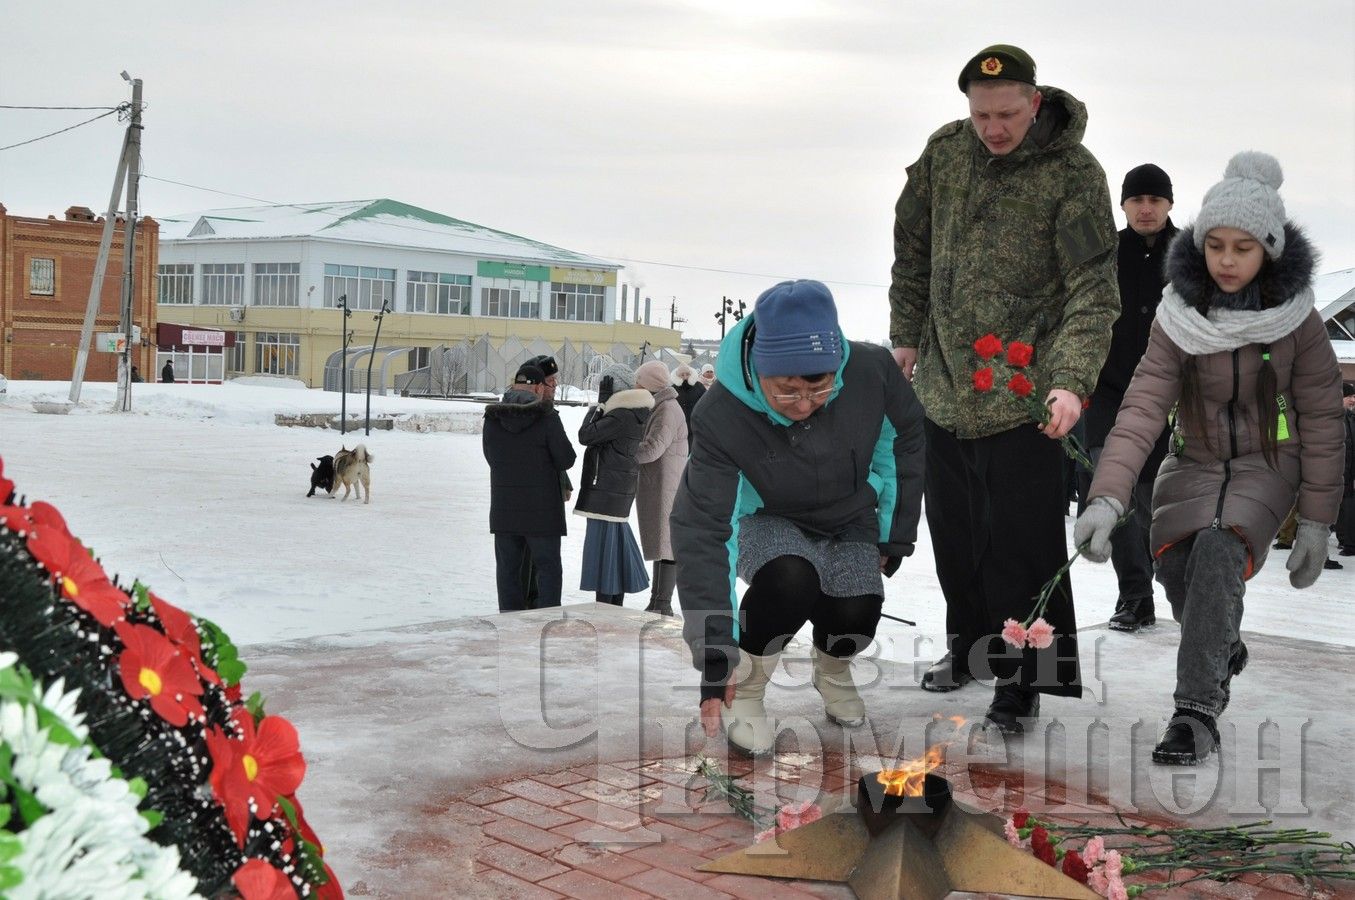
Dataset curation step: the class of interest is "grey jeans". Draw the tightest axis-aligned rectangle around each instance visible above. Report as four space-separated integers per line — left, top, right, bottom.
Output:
1154 528 1250 717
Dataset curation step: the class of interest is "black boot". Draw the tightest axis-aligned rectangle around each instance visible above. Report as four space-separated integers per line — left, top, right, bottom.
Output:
596 592 624 605
1152 708 1219 765
920 651 975 693
1108 595 1156 632
643 560 677 617
984 684 1040 735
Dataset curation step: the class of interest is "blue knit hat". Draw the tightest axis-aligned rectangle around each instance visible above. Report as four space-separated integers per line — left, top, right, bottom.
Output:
751 280 842 377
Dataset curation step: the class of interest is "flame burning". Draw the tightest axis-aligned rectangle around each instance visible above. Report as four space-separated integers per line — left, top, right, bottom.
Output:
876 715 967 797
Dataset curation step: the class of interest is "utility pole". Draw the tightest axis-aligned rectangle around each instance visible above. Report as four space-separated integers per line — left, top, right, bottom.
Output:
669 296 686 331
115 72 144 413
69 79 136 404
364 298 391 435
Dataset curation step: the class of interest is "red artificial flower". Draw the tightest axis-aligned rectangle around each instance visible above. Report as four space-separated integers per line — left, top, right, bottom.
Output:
0 457 13 505
1006 341 1034 368
1007 373 1035 398
1061 848 1090 884
225 682 244 704
46 532 129 627
973 368 995 392
149 591 219 684
973 333 1004 360
115 622 205 726
208 711 307 846
233 858 295 900
1011 809 1030 829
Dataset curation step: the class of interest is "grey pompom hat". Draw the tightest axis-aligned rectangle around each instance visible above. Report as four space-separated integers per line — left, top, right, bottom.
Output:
599 362 636 391
1193 151 1288 259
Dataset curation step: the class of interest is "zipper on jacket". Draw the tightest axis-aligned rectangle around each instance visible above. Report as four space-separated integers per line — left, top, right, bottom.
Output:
1213 350 1241 530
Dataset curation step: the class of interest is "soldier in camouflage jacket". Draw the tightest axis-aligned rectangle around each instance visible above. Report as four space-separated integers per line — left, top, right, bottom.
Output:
888 45 1119 734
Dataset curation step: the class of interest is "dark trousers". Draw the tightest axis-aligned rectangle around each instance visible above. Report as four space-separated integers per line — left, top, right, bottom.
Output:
1088 447 1156 603
702 555 882 693
494 533 562 612
923 419 1082 696
1337 492 1355 549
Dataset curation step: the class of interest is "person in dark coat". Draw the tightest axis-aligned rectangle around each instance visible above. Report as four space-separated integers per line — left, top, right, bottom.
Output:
483 362 577 611
131 366 144 383
161 360 175 383
1081 163 1179 632
1338 382 1355 555
672 363 706 429
575 362 653 605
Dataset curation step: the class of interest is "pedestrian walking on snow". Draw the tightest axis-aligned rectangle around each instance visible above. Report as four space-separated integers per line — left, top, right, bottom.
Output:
633 361 688 616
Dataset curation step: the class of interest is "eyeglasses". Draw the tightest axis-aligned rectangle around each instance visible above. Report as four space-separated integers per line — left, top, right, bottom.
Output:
769 387 835 404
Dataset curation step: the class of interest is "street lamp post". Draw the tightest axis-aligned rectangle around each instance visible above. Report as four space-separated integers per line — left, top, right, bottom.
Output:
338 295 352 435
364 298 392 435
715 296 746 338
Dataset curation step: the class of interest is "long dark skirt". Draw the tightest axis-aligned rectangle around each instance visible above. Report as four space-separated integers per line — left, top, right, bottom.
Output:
580 518 649 594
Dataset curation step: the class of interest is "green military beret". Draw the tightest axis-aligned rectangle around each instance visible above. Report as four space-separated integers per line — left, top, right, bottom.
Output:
957 44 1037 92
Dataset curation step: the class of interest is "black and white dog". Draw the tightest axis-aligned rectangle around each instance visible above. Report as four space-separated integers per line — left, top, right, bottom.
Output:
307 455 335 497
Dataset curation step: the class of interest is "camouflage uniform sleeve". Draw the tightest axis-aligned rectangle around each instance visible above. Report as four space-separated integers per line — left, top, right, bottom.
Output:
1043 165 1119 398
888 149 933 348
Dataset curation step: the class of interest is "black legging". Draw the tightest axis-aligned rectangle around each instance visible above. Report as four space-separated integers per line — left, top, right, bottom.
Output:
703 554 883 697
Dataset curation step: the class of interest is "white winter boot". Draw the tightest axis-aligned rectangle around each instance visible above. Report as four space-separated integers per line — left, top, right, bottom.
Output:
721 651 780 757
811 647 866 728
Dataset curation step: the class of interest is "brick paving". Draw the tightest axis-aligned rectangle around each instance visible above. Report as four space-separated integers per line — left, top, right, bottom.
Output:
460 754 1345 899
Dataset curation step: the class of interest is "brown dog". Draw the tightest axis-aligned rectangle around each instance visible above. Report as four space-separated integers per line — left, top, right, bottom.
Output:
330 444 373 503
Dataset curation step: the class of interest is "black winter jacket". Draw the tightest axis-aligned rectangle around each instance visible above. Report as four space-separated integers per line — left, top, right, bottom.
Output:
482 390 577 535
673 380 706 429
1086 220 1177 475
1343 410 1355 495
573 388 655 521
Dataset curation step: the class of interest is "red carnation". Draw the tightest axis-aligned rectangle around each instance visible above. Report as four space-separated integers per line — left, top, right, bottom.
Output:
973 368 994 392
115 622 205 726
1011 809 1030 829
1061 848 1090 884
0 457 13 505
1030 825 1050 852
1006 340 1034 368
973 333 1004 359
208 711 307 846
1034 839 1057 866
233 858 295 900
1007 373 1035 398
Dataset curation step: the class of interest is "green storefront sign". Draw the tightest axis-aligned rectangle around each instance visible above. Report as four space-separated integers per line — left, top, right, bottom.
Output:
477 260 550 282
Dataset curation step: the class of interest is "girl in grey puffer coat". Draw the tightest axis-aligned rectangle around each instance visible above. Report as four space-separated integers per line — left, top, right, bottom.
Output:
1076 152 1345 765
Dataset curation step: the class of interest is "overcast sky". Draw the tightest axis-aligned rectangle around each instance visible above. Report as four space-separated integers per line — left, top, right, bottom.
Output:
2 0 1352 341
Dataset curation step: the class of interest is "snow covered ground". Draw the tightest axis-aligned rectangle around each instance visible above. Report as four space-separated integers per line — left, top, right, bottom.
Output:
1 379 1350 658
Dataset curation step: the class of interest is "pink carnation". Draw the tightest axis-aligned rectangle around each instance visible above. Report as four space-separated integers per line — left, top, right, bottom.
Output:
1083 835 1105 866
1107 879 1129 900
753 827 778 844
1025 618 1055 649
1004 820 1026 848
1103 850 1124 878
1088 867 1110 895
1001 618 1028 648
775 801 822 832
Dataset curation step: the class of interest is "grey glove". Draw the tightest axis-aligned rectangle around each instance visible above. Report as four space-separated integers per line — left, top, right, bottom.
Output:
1286 517 1330 588
1073 496 1124 564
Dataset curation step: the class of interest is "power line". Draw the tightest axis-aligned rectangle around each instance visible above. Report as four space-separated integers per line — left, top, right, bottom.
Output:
140 172 888 289
0 104 120 110
0 106 126 153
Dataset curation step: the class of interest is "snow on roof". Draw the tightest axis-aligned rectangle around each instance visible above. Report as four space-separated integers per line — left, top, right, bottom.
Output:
1315 266 1355 318
157 199 618 268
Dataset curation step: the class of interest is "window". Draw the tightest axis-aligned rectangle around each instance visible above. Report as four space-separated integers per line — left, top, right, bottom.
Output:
481 278 540 319
255 331 300 376
156 263 193 304
408 347 431 369
323 264 395 311
227 331 248 374
253 262 300 306
29 258 56 296
201 263 245 306
407 270 471 315
550 282 606 322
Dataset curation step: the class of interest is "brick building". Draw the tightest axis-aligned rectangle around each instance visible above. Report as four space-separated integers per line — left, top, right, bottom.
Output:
0 203 158 382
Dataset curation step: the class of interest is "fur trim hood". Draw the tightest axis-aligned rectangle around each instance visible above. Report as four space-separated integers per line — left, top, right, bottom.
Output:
484 390 555 433
672 364 699 385
1156 223 1318 355
599 386 656 415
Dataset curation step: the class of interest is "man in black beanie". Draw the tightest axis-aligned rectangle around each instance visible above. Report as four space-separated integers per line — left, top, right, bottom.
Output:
1081 163 1178 632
